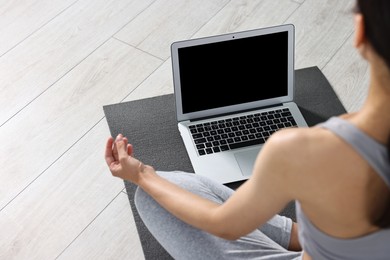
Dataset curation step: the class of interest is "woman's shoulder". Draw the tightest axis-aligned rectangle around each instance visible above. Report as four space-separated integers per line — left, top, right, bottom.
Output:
263 123 355 197
264 124 336 162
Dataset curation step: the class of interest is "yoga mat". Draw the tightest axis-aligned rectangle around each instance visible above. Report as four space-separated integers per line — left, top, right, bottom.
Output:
103 66 346 259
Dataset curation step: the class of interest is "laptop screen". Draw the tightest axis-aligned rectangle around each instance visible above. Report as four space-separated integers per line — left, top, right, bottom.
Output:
171 24 295 121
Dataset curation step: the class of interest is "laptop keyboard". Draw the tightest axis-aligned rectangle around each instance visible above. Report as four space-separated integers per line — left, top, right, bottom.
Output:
189 108 297 156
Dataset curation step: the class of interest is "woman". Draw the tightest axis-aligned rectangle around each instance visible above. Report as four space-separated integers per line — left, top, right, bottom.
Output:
105 0 390 259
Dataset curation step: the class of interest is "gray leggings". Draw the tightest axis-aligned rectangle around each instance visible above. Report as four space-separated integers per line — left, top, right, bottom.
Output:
135 171 302 260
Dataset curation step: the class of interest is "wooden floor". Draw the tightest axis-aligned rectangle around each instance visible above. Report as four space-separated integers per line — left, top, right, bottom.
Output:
0 0 369 259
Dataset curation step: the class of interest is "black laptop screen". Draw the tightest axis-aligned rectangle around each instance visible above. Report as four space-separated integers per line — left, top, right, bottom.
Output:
178 31 288 114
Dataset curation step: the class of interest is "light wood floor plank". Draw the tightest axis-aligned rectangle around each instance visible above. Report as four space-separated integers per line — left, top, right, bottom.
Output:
114 0 230 60
191 0 299 38
292 0 305 4
124 59 174 102
322 35 370 112
0 0 155 126
0 120 128 259
286 0 355 69
0 39 162 209
57 193 144 260
0 0 77 57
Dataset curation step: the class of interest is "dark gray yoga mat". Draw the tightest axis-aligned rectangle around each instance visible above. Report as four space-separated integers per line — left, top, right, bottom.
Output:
103 66 346 259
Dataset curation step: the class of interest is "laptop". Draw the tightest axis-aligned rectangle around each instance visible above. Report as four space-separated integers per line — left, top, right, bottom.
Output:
170 24 308 184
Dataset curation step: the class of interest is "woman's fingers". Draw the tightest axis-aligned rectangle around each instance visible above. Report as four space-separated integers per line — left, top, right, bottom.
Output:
116 139 129 161
104 137 115 166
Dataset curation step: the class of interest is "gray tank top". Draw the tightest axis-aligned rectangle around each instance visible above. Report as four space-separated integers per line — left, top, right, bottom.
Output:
295 116 390 259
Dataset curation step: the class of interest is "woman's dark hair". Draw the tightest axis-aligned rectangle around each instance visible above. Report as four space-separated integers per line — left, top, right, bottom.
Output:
356 0 390 228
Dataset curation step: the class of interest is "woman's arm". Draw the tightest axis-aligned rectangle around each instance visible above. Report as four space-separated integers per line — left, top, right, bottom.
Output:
105 131 301 240
210 129 301 239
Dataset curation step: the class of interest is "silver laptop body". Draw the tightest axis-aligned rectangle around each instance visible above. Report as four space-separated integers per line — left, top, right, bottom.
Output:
171 24 308 184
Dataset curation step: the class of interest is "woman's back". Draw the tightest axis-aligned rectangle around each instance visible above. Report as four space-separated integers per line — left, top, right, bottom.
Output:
292 116 390 259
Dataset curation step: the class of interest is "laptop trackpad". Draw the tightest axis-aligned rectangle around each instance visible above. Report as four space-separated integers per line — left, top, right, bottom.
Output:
234 148 260 177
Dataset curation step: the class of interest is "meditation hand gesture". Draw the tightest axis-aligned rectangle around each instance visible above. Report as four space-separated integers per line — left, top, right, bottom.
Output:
105 134 153 185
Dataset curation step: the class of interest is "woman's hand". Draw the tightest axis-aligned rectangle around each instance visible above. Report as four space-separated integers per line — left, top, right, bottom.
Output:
104 134 153 185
